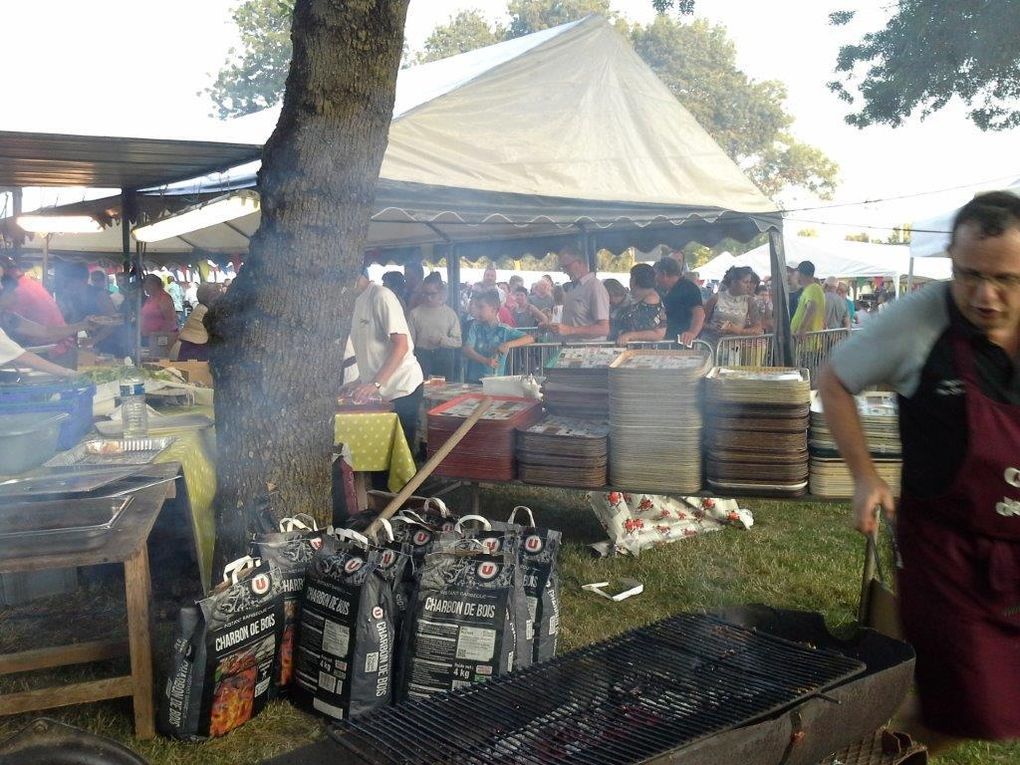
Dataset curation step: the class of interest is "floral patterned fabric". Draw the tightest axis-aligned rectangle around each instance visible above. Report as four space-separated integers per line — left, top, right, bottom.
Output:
588 492 753 556
615 298 667 336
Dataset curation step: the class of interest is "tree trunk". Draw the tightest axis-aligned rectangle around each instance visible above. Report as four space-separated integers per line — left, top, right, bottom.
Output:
206 0 410 576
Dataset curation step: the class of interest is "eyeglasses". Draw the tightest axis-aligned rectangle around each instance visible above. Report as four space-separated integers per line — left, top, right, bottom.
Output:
952 264 1020 290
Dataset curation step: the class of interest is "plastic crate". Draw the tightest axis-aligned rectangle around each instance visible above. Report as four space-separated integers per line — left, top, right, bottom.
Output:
0 382 95 449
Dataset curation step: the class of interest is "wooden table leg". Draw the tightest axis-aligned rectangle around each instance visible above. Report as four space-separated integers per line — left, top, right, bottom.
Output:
124 545 155 740
353 471 369 513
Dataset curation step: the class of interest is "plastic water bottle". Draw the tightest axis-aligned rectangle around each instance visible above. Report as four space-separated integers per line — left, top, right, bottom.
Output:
120 372 148 438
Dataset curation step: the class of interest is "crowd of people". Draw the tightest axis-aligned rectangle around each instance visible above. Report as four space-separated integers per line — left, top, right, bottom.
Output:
0 254 229 369
354 247 902 395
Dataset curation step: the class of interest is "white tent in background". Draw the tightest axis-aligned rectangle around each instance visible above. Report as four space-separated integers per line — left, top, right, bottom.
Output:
741 236 951 287
910 179 1020 258
694 251 735 281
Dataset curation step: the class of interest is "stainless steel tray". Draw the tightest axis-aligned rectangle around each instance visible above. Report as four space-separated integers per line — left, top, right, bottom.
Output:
44 437 176 467
0 466 144 499
0 495 132 557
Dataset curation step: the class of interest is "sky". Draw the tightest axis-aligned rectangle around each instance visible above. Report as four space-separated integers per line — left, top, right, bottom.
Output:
2 0 1018 241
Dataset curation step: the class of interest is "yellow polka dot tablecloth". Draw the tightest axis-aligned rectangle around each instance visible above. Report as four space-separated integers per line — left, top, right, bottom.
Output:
333 412 417 493
155 426 217 589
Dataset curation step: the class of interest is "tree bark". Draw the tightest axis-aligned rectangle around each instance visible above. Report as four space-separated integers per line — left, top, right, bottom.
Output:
206 0 410 575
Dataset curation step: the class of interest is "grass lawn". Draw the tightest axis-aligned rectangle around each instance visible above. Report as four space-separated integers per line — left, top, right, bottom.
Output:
1 483 1018 764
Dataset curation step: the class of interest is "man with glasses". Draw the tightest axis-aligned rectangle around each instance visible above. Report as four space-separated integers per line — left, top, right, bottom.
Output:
408 274 461 380
545 245 610 341
819 191 1020 751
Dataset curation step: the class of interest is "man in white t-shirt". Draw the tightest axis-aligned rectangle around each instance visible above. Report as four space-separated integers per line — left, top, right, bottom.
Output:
345 271 424 445
0 327 77 377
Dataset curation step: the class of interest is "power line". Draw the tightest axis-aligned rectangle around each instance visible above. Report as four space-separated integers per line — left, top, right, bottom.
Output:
784 217 947 233
776 171 1020 215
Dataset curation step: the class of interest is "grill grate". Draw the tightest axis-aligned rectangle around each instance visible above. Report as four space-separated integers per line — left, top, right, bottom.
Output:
330 613 865 765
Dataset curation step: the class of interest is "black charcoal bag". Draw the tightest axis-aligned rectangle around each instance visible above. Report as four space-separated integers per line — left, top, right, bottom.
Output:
293 536 396 720
159 556 284 739
250 515 325 695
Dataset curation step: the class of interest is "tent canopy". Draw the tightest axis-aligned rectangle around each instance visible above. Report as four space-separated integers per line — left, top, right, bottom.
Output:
5 16 780 262
149 16 778 255
910 179 1020 257
0 131 261 189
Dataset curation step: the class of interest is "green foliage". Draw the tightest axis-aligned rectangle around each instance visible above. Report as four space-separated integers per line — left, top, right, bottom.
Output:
416 10 503 64
206 0 294 119
845 232 872 243
650 0 696 13
829 1 1020 131
596 248 636 272
505 0 613 37
886 224 912 245
632 16 838 199
797 228 819 238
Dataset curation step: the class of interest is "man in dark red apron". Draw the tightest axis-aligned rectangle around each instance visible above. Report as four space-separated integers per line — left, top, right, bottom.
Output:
820 190 1020 751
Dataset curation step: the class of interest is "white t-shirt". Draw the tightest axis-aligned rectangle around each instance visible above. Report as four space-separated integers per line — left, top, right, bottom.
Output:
349 283 423 400
0 328 25 367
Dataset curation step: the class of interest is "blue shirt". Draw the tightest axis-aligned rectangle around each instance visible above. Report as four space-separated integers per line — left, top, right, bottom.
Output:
464 321 525 382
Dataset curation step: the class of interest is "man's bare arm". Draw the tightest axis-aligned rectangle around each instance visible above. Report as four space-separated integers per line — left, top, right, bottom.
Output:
818 364 895 534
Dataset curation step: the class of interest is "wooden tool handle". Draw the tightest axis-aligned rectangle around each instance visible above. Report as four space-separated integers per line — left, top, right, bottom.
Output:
365 396 493 540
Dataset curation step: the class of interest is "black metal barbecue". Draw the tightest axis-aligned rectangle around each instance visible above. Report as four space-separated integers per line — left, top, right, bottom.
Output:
264 607 915 765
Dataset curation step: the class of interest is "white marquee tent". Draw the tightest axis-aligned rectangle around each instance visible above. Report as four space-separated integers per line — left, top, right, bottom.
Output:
720 236 952 287
111 15 780 260
910 179 1020 258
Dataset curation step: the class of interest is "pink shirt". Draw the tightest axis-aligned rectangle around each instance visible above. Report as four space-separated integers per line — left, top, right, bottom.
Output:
141 290 177 334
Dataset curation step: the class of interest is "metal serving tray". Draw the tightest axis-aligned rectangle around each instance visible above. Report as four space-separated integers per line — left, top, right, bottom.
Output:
0 495 132 558
44 437 175 467
0 466 144 499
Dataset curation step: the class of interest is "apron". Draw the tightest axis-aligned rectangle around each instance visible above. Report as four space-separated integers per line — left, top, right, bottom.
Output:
897 333 1020 739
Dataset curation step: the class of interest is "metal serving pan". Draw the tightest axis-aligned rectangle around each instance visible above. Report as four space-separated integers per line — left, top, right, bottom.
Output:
0 466 143 500
0 496 132 558
44 437 175 467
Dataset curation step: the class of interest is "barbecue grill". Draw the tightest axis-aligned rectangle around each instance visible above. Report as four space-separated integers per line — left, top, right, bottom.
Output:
264 606 915 765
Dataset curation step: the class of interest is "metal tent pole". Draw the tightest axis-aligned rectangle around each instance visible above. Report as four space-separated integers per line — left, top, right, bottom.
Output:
906 256 915 293
121 189 140 365
768 229 793 366
41 234 50 291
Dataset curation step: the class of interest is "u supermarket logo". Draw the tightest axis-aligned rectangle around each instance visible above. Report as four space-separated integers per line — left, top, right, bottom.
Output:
524 535 543 553
477 562 500 580
344 557 364 574
412 530 432 546
250 573 271 595
481 537 501 554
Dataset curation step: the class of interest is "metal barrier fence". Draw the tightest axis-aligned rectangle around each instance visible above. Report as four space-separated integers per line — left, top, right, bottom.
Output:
714 334 777 368
793 328 851 386
505 338 715 375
